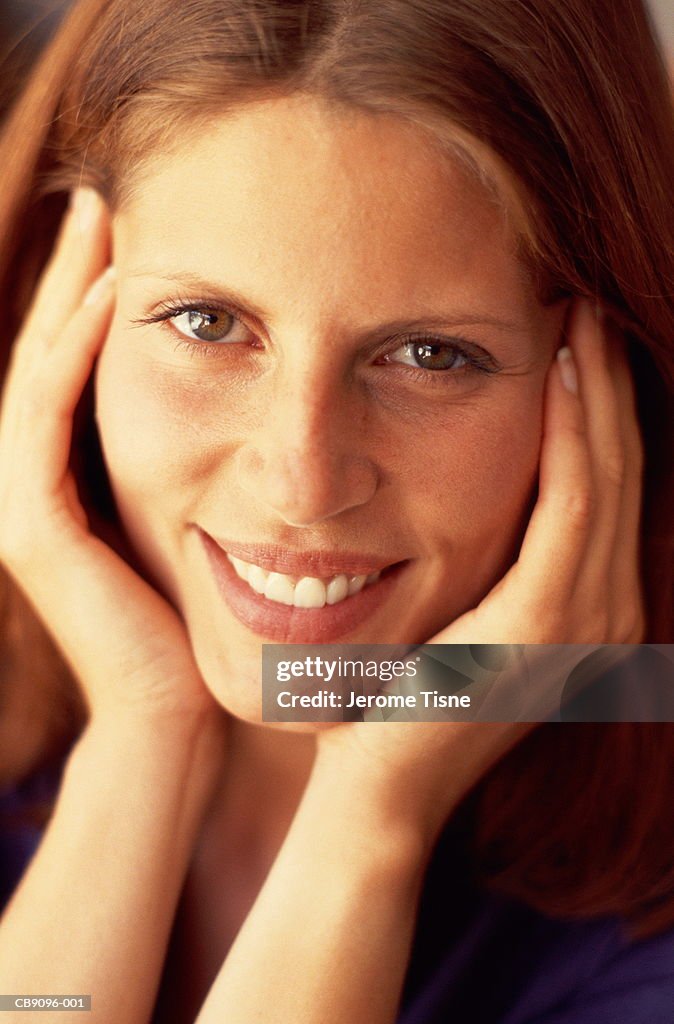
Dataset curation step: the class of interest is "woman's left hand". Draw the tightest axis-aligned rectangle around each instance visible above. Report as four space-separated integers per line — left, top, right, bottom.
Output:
313 298 645 849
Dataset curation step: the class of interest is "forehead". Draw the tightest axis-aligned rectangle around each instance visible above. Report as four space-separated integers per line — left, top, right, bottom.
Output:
115 94 533 317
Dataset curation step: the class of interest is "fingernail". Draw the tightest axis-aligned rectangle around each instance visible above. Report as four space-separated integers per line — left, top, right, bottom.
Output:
70 187 100 232
557 346 578 395
84 266 116 307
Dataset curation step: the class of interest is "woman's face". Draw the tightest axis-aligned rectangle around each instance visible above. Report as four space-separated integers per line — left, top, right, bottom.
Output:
95 94 565 721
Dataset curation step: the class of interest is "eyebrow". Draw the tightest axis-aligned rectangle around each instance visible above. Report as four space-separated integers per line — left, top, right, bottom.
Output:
128 270 526 336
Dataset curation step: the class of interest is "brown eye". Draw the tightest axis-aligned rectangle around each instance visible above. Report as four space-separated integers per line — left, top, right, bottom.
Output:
181 308 234 342
387 340 468 371
411 341 466 370
169 306 252 344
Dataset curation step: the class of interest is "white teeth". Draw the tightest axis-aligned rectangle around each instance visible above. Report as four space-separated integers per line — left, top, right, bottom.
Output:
293 577 327 609
326 574 349 605
226 555 384 607
248 564 268 594
230 556 249 581
264 572 295 606
348 574 367 596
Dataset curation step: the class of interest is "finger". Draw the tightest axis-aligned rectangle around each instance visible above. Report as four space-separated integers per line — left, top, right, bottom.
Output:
441 342 595 644
568 301 625 591
14 267 116 499
568 302 645 638
20 188 110 345
503 341 594 621
604 327 645 637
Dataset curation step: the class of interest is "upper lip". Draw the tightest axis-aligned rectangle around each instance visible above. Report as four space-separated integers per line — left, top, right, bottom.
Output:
198 528 405 578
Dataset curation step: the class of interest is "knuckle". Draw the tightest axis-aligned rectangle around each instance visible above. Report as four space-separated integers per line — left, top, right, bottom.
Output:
615 601 646 643
0 501 71 576
526 604 566 642
602 449 625 489
561 488 595 528
564 608 610 645
18 367 55 419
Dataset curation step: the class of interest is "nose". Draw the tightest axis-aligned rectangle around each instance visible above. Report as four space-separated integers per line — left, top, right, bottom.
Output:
235 374 379 527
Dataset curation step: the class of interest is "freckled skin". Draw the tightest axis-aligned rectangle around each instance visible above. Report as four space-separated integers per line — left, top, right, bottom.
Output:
95 94 565 721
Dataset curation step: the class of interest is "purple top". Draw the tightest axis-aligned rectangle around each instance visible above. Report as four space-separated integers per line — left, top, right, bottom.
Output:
398 817 674 1023
2 763 674 1023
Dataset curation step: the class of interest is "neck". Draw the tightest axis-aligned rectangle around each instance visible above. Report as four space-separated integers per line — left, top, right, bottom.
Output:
200 717 317 862
160 720 319 1016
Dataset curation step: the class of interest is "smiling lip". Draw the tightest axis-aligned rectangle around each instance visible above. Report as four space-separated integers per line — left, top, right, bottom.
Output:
196 528 408 643
199 534 399 578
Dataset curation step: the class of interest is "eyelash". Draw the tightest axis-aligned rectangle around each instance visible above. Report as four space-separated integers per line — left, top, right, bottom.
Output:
133 299 501 380
134 299 252 359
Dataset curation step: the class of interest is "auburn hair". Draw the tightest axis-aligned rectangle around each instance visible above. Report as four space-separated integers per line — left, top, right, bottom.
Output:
0 0 672 936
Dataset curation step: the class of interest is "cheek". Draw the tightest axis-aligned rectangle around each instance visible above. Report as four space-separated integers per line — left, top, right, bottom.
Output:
95 336 223 502
93 330 267 603
387 384 545 633
93 334 234 602
397 387 543 546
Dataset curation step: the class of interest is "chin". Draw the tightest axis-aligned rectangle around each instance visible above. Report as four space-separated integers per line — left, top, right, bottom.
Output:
191 641 340 734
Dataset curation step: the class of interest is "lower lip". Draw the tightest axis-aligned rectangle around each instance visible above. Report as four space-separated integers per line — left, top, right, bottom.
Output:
199 531 407 643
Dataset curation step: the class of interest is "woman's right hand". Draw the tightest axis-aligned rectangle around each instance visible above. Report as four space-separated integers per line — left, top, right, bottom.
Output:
0 188 221 728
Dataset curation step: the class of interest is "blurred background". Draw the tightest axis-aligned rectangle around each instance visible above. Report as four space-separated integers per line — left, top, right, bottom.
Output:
0 0 69 118
1 0 673 121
